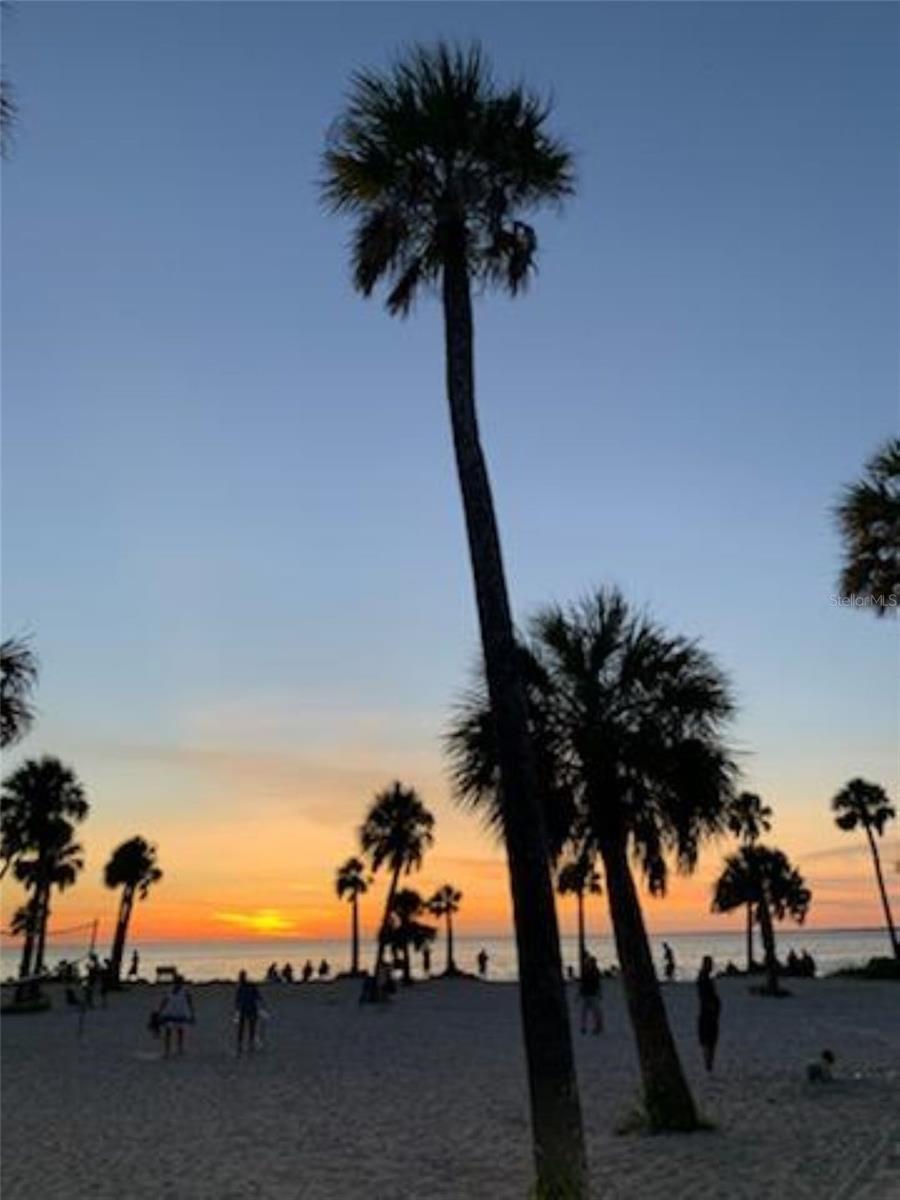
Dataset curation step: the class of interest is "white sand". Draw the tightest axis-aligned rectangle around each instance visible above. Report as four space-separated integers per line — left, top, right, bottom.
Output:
2 977 899 1199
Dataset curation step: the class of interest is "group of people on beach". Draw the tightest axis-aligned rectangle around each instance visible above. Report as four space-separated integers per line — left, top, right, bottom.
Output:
265 960 330 984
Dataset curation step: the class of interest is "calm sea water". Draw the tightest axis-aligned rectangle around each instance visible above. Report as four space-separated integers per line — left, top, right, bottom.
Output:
2 929 891 984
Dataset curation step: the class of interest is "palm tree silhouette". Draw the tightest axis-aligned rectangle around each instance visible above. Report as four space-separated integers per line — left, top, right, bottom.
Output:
712 845 811 994
557 852 602 978
448 588 737 1131
104 837 163 984
428 884 463 975
359 782 434 986
726 792 773 972
835 437 899 616
2 756 89 993
323 42 585 1193
0 636 38 753
831 778 898 960
335 856 369 976
387 888 436 984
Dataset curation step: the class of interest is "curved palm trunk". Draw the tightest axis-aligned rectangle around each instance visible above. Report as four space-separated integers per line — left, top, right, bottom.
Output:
745 902 754 972
445 911 455 974
33 876 53 977
16 892 40 984
601 839 699 1131
372 862 402 984
109 887 135 983
351 894 360 975
865 826 900 960
756 897 780 994
576 890 586 978
442 243 586 1198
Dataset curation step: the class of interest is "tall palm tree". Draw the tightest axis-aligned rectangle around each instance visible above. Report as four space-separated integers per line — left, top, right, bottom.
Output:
386 888 436 984
835 437 900 616
104 837 163 983
427 884 463 975
448 589 737 1131
2 756 89 992
359 782 434 984
335 856 369 975
13 816 84 992
831 779 898 960
0 636 38 752
711 845 811 994
726 791 773 971
323 43 586 1194
557 851 602 977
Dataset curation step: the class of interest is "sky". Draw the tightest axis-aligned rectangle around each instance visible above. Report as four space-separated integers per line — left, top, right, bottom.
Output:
2 2 898 947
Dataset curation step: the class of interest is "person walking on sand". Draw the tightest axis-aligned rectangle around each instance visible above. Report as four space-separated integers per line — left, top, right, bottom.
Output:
128 949 140 979
158 974 194 1058
235 970 262 1055
477 948 489 978
697 955 721 1073
662 942 676 983
579 954 603 1035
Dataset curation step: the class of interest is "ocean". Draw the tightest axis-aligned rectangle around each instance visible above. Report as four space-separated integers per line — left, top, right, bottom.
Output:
2 928 891 984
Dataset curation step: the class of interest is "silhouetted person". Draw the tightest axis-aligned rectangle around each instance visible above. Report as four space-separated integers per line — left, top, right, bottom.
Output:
422 945 431 976
662 942 676 983
99 958 113 1007
282 962 294 983
800 950 816 978
318 959 330 979
158 974 194 1058
786 949 800 976
265 962 280 983
235 970 261 1055
477 948 489 978
302 960 314 983
579 954 603 1035
128 949 140 979
697 955 721 1073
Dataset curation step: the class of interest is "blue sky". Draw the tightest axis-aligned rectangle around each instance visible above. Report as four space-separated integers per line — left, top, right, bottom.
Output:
2 3 897 934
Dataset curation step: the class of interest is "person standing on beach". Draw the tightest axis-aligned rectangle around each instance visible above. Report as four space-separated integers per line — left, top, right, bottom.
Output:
662 942 676 983
696 955 721 1072
477 948 489 978
235 970 261 1055
128 949 139 979
579 954 603 1035
158 974 194 1058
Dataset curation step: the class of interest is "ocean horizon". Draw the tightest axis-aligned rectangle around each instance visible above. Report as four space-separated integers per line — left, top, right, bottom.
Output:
3 927 891 984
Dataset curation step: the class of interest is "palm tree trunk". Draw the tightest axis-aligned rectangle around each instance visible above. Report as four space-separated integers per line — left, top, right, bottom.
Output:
756 898 780 994
351 894 360 975
745 901 754 972
109 888 133 983
865 826 900 960
372 863 401 983
446 911 455 974
16 892 39 986
577 890 586 978
601 838 699 1131
33 877 52 976
442 240 586 1198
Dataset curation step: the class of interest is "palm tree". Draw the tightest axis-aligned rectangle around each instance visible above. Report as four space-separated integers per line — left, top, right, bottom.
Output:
831 779 898 960
448 589 737 1131
13 816 84 994
104 837 163 984
386 888 436 984
1 636 38 752
726 792 773 971
335 856 369 975
557 851 602 977
835 437 900 616
1 756 89 992
427 884 463 975
323 43 586 1194
712 845 811 994
359 782 434 985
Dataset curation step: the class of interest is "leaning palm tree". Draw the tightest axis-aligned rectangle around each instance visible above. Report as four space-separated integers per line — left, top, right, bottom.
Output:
831 779 898 960
427 884 463 975
557 851 602 977
449 589 737 1131
835 437 900 616
335 856 369 975
13 817 84 992
387 888 436 984
104 837 163 984
712 845 811 994
359 782 434 985
324 43 585 1194
726 791 773 971
1 636 38 751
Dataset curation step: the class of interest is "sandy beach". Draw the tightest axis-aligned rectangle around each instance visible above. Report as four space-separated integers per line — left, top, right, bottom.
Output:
2 976 898 1199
